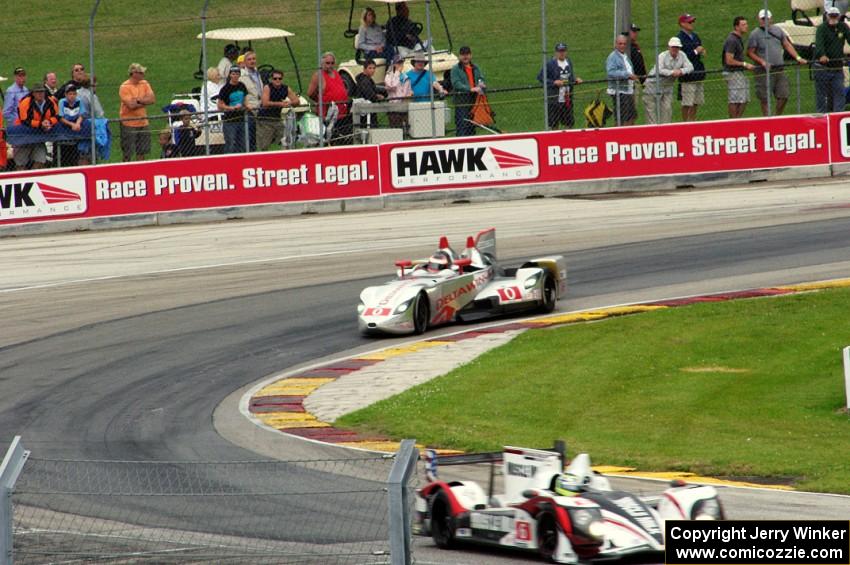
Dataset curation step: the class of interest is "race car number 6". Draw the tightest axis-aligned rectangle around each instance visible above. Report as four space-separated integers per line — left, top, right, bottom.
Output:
363 307 392 316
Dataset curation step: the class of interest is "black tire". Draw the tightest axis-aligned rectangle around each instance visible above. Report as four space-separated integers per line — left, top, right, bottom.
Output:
540 274 557 313
537 513 559 562
430 492 456 549
341 71 356 96
413 293 430 335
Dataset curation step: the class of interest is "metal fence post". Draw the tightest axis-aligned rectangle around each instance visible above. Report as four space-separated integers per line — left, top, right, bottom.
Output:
388 439 419 565
426 0 436 139
88 0 102 165
796 64 802 114
317 0 324 148
200 0 211 155
0 437 30 565
541 0 549 131
843 347 850 412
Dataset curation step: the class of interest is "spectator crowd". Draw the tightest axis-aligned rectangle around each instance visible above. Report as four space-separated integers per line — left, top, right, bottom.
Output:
3 1 850 171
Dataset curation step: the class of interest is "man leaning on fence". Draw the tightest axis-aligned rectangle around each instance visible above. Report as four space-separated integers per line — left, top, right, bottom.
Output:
118 63 155 161
747 9 807 116
451 46 485 136
14 85 58 170
643 37 693 125
814 6 850 113
723 16 755 119
606 35 638 126
677 14 706 122
538 42 583 129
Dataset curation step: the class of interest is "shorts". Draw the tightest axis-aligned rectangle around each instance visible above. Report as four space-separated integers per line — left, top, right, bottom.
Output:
120 124 151 158
13 143 47 167
256 115 285 151
680 81 705 106
723 71 750 104
754 68 790 101
610 93 637 123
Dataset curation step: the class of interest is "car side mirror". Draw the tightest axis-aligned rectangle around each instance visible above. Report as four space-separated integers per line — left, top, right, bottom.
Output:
455 257 472 273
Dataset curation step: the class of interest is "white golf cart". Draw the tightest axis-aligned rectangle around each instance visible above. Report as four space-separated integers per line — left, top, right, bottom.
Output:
338 0 458 88
170 27 312 152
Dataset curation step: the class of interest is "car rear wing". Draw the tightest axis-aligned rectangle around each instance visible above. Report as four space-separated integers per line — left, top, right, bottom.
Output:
423 440 566 499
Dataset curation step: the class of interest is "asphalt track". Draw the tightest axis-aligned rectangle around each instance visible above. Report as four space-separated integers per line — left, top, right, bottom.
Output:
3 180 850 563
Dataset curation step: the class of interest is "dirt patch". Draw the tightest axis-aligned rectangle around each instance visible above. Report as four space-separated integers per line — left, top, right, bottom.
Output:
680 366 751 374
718 475 798 486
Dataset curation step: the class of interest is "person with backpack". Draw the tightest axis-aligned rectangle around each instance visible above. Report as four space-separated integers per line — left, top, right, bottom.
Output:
747 9 808 116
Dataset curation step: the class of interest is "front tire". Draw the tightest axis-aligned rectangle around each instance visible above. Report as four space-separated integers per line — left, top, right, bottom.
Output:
430 492 456 549
413 293 430 335
538 513 559 562
540 274 557 313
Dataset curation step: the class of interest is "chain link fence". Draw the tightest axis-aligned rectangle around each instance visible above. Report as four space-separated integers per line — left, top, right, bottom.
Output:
1 0 846 173
2 438 421 565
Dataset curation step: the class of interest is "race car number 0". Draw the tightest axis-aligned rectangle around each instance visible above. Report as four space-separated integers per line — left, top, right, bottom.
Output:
497 286 522 302
363 307 392 316
516 520 531 541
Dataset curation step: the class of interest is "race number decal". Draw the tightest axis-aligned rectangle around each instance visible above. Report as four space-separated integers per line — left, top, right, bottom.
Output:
497 286 522 303
363 307 391 316
516 520 531 542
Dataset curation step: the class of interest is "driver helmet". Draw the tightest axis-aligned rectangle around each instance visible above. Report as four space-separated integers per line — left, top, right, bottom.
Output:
554 473 583 496
426 250 452 273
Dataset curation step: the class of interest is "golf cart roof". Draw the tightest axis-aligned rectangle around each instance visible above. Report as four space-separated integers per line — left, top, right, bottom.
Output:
197 28 295 41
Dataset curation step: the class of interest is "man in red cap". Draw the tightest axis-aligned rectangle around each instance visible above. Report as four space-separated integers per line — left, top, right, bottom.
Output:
676 14 706 122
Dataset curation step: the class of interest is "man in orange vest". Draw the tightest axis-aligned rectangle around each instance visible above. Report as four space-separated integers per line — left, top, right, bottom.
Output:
14 84 58 170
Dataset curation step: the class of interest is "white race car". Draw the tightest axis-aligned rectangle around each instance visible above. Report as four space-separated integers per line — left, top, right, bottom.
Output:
415 446 725 564
357 228 567 335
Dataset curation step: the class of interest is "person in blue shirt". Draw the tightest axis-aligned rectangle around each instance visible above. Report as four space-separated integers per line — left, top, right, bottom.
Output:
676 14 706 122
3 68 30 125
405 52 447 102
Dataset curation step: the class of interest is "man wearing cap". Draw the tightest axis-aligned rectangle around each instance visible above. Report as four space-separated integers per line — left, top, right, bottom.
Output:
217 65 250 153
643 37 694 124
814 6 850 112
606 35 639 126
629 24 647 85
676 14 705 122
723 17 755 119
747 9 807 116
118 63 156 161
13 84 58 170
406 51 447 103
451 46 485 136
824 0 849 21
538 42 583 129
217 44 239 86
3 68 29 125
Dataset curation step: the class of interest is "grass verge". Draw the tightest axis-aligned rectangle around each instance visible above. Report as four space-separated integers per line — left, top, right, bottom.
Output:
337 288 850 494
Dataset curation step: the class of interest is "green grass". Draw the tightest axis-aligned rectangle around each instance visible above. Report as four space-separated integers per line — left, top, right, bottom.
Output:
1 0 816 162
337 288 850 494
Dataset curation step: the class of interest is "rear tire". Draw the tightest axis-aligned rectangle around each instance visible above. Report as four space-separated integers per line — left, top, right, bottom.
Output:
540 274 557 313
430 492 456 549
413 293 430 335
538 513 559 562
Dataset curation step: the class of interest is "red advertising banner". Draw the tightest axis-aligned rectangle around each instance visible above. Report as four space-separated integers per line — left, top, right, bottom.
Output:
827 111 850 163
0 145 381 225
1 114 840 228
380 115 830 193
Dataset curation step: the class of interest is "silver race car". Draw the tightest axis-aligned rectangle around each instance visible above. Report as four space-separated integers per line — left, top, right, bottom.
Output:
358 228 567 335
415 446 725 564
